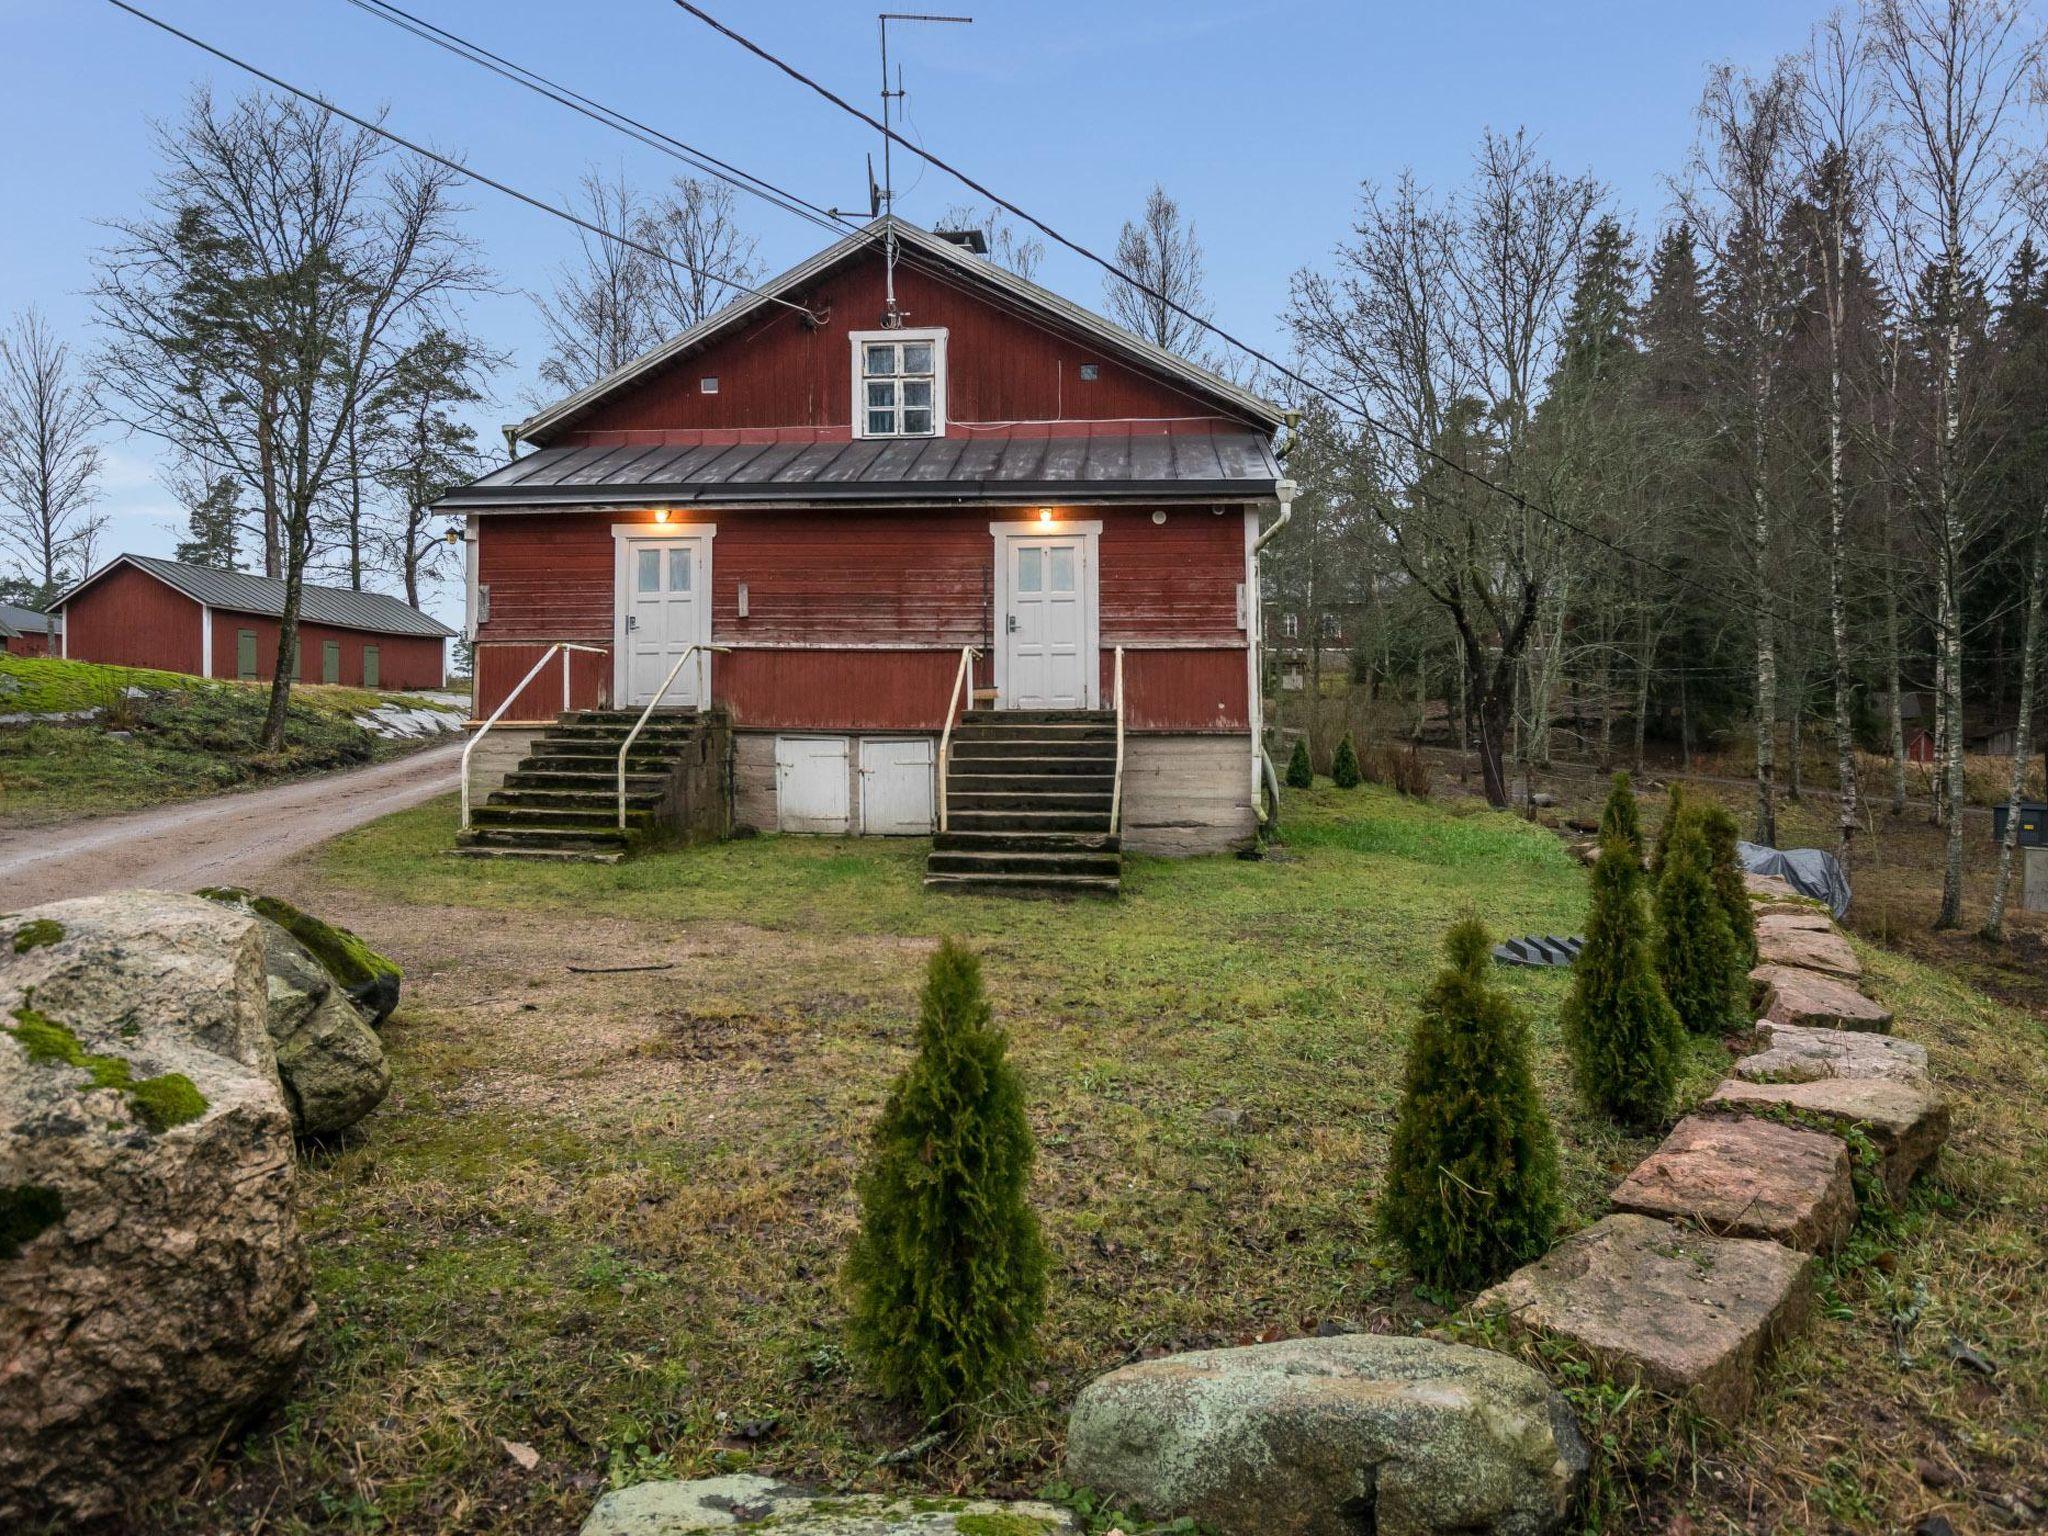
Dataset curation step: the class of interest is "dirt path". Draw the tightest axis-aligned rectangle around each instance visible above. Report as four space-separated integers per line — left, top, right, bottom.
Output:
0 741 460 907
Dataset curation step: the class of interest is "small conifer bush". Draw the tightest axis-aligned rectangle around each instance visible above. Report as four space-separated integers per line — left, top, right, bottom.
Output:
1649 783 1686 882
1598 772 1645 862
1655 812 1747 1034
1561 836 1682 1129
1379 918 1559 1292
1331 732 1362 788
844 940 1048 1420
1285 737 1313 788
1696 802 1758 965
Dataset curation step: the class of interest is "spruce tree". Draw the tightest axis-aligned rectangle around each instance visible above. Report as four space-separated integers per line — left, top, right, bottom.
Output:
1331 732 1362 788
1654 813 1746 1034
844 940 1048 1420
1649 783 1687 882
1380 919 1559 1292
1598 772 1645 862
1560 837 1682 1129
1285 737 1313 789
1696 801 1758 966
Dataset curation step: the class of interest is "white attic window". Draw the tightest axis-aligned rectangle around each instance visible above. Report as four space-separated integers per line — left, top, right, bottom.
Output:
850 328 946 439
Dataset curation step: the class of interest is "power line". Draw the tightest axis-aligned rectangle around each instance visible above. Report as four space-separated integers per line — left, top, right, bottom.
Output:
103 0 825 324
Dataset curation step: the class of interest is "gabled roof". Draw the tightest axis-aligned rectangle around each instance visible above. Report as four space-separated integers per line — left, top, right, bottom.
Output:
0 602 57 636
55 555 454 638
437 428 1280 512
515 216 1285 445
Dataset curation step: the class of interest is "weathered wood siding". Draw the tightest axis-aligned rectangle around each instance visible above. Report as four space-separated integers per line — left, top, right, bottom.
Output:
59 563 203 674
210 612 444 689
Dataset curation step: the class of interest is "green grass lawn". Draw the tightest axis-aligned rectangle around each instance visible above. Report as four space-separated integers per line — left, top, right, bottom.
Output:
158 784 2045 1536
0 655 453 825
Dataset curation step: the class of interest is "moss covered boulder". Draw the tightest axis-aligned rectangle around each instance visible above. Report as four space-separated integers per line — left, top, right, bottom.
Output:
0 890 313 1529
578 1474 1078 1535
198 886 402 1026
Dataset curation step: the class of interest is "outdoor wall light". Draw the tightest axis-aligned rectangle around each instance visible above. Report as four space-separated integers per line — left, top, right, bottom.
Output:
1038 507 1053 523
1152 510 1167 525
654 509 671 523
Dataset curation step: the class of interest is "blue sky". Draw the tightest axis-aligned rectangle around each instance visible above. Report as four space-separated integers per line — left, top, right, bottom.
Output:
3 0 1823 622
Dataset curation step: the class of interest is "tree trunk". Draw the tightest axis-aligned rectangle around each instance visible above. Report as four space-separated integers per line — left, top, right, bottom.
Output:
1983 523 2045 941
1465 637 1511 809
1935 557 1967 929
1752 466 1778 845
1886 553 1908 816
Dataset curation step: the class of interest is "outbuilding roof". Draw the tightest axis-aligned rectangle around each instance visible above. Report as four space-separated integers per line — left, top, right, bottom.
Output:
0 602 59 636
436 428 1282 511
56 555 454 638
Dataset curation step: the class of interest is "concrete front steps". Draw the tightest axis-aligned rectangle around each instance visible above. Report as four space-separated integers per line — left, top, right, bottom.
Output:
925 710 1123 897
454 709 704 863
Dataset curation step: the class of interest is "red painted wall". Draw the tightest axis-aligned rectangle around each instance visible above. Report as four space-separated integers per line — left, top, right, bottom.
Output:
211 612 444 690
60 563 203 673
472 506 1248 729
2 631 53 657
557 251 1250 444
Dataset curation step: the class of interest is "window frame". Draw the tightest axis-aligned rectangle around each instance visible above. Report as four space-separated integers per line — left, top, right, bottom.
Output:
848 328 947 440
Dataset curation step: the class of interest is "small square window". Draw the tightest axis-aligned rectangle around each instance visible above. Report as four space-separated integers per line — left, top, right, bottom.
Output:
854 331 943 438
865 343 896 375
699 376 719 394
902 342 933 374
1079 362 1100 381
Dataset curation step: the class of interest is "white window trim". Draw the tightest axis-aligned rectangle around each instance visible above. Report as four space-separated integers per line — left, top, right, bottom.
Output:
849 327 948 440
989 518 1102 710
610 521 717 707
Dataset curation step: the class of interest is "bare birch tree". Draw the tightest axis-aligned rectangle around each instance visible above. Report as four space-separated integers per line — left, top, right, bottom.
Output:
533 168 658 398
1105 184 1214 360
937 203 1046 281
0 308 104 601
639 177 761 333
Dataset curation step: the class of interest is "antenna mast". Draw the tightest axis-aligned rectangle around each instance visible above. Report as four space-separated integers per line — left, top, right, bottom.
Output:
877 11 971 326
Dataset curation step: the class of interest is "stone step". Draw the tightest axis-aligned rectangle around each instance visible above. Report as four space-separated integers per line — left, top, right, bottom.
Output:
503 769 673 793
1750 965 1894 1033
486 788 664 812
471 803 653 830
1610 1114 1856 1253
1754 923 1863 980
556 708 700 725
926 848 1123 878
948 756 1117 778
950 738 1117 760
960 708 1113 725
449 844 624 865
946 808 1115 834
931 829 1120 854
1733 1021 1929 1085
922 870 1121 898
526 743 689 770
945 793 1113 817
1703 1077 1951 1204
950 722 1116 743
1470 1213 1815 1426
457 826 630 852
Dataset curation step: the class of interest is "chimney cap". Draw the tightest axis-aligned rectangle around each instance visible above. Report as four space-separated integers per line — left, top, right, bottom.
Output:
932 227 989 255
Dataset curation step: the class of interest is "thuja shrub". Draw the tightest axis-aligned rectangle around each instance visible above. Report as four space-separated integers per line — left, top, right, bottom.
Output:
1331 733 1362 789
1696 802 1758 966
844 939 1048 1421
1379 918 1559 1292
1649 783 1686 883
1560 837 1682 1130
1655 813 1747 1035
1598 772 1645 862
1285 737 1314 789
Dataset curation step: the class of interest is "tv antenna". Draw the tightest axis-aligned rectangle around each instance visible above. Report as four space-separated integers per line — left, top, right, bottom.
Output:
876 11 970 325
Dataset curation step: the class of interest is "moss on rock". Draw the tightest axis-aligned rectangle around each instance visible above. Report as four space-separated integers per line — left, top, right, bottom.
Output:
196 886 401 1024
10 919 63 954
0 1184 64 1260
6 1007 209 1134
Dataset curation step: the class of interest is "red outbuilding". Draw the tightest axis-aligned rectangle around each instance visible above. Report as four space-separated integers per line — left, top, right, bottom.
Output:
437 218 1292 865
0 602 60 657
55 555 452 690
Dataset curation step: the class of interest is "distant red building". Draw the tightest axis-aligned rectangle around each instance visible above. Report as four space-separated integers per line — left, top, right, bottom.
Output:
55 555 451 690
0 602 59 657
436 218 1288 855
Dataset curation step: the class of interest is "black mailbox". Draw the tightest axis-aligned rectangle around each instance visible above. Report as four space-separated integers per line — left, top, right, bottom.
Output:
1991 801 2047 848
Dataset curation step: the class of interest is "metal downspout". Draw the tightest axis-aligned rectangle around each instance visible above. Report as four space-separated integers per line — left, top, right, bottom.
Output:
1250 475 1298 824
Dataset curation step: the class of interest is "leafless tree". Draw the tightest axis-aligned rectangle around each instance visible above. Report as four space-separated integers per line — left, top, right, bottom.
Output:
532 168 658 399
95 89 488 747
639 177 761 333
1105 184 1215 361
1868 0 2043 926
936 203 1046 281
0 308 104 601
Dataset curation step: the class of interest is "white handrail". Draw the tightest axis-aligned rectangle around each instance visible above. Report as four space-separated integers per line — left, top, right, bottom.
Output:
1109 645 1127 833
461 642 607 830
617 643 730 830
936 644 980 834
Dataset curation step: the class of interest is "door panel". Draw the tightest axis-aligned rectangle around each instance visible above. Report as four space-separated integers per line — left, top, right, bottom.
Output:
622 537 707 706
1002 534 1089 708
859 738 934 834
363 646 380 689
775 736 850 833
322 641 341 685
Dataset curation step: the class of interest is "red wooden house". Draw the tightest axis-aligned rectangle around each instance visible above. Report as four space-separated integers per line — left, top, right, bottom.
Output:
440 218 1291 890
55 555 452 690
0 603 60 657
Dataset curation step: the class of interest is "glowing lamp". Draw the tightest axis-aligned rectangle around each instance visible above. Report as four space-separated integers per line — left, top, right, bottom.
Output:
1038 507 1053 524
654 509 671 524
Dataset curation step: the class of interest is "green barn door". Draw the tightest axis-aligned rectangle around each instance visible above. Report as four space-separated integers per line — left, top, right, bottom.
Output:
322 640 341 685
236 629 257 679
362 645 380 689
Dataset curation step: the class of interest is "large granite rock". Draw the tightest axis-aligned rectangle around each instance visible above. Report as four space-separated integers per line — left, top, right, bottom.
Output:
1754 922 1863 979
1754 909 1834 934
1470 1214 1813 1426
1063 1333 1586 1536
0 891 314 1529
1734 1021 1929 1085
198 886 403 1026
256 917 389 1135
1705 1077 1950 1203
1751 964 1894 1032
1610 1114 1856 1252
579 1474 1078 1534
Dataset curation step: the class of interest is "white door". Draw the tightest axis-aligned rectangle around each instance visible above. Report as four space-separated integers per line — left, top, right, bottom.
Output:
775 736 851 833
621 536 707 706
1001 534 1091 709
859 738 935 834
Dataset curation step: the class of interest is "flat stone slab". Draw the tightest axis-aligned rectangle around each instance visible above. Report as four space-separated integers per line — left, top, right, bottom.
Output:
1705 1077 1950 1203
1755 923 1862 979
1064 1333 1586 1536
1735 1021 1929 1085
1755 909 1835 934
1471 1214 1813 1425
579 1475 1078 1535
1743 873 1803 901
1610 1114 1856 1252
1751 964 1893 1033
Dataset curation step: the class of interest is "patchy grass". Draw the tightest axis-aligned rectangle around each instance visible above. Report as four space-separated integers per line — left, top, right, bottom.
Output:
148 785 2044 1536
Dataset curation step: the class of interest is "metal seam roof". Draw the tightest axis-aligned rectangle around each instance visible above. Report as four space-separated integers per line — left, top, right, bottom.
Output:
60 555 453 638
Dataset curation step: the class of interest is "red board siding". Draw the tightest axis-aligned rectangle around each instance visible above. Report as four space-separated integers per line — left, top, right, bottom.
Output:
211 612 444 690
60 563 203 673
2 631 53 657
560 253 1249 442
476 642 612 719
1113 648 1250 731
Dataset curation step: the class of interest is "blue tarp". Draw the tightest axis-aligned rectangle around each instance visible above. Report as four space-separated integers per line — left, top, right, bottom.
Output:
1737 841 1851 919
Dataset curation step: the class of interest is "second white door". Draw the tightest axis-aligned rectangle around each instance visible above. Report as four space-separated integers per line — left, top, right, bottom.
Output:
620 535 708 706
1000 533 1092 709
